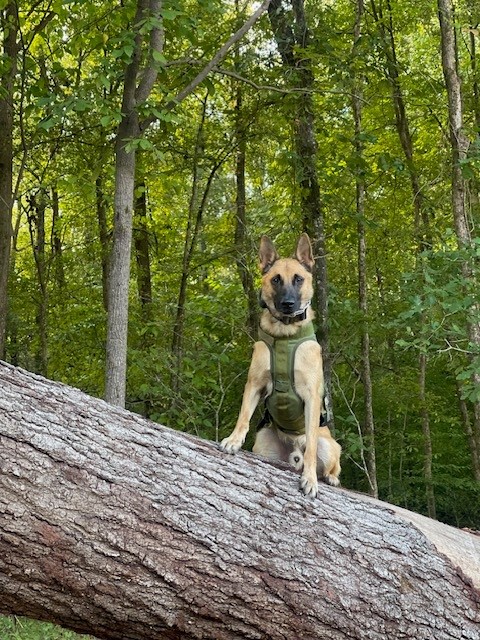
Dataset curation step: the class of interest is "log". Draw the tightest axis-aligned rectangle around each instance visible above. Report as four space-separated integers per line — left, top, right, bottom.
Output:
0 361 479 640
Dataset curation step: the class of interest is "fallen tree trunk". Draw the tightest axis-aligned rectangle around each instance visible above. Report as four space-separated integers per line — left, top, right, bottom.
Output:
0 361 479 640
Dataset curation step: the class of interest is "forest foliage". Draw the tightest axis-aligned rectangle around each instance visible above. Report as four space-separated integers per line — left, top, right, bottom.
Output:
1 0 480 535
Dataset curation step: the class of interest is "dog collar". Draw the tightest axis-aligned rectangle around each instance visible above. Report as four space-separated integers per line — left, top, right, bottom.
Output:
278 307 309 324
261 301 311 325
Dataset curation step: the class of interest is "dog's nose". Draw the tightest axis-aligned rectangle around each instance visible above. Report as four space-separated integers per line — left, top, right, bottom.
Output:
281 299 295 313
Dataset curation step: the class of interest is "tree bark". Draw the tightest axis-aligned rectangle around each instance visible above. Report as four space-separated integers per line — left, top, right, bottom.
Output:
457 385 480 483
419 352 436 519
0 360 479 640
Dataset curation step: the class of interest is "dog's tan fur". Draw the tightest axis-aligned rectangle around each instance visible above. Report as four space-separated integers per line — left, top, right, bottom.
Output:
220 234 341 497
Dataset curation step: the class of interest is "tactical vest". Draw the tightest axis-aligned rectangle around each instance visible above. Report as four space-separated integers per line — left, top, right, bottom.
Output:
259 321 318 435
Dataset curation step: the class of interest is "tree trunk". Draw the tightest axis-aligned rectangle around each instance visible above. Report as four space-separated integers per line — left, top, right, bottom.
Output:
96 175 110 313
170 96 208 399
419 352 436 518
233 36 258 340
27 192 49 377
457 385 480 483
370 0 430 243
267 0 334 429
372 0 438 507
437 0 480 459
133 179 153 309
6 206 22 367
352 0 378 499
0 361 479 640
105 110 139 406
437 0 471 246
0 2 18 359
105 0 164 407
51 186 65 290
170 111 229 402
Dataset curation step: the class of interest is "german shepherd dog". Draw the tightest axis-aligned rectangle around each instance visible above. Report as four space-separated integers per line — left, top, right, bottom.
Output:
220 234 341 497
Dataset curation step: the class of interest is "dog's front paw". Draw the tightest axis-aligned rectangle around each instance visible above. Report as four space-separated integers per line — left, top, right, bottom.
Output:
219 435 243 454
300 472 318 498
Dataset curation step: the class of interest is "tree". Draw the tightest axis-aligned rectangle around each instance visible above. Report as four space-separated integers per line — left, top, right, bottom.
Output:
370 0 436 517
105 0 272 408
0 360 479 640
105 0 164 407
267 0 334 428
351 0 378 498
233 3 259 341
437 0 480 488
0 1 55 360
0 2 18 359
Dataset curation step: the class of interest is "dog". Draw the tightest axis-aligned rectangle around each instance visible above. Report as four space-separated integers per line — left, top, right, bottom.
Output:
220 233 341 497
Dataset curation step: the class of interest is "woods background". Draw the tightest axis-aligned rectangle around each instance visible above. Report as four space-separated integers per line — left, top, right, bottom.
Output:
1 0 480 588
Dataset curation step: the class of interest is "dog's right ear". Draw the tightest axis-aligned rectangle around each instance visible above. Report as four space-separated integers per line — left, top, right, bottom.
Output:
259 236 279 274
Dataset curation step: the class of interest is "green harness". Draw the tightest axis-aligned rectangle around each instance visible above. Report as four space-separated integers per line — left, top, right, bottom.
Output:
259 321 318 436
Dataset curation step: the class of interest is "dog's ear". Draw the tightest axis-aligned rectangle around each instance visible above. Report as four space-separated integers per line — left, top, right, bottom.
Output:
295 233 314 272
259 236 279 274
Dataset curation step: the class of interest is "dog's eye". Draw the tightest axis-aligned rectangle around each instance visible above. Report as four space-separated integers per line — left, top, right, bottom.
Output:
293 274 304 285
271 274 282 285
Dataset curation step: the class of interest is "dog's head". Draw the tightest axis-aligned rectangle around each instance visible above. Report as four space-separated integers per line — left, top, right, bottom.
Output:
259 234 314 321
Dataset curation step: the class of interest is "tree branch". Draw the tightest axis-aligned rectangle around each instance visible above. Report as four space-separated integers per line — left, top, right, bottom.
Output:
140 0 272 130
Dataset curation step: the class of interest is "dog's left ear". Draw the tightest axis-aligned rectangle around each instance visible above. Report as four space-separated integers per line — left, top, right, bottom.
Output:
259 236 279 274
295 233 314 272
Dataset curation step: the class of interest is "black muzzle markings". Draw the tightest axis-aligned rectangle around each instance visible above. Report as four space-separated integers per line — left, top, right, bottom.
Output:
272 272 305 316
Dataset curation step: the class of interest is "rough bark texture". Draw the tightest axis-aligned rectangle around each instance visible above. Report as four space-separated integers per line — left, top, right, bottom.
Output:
0 361 479 640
